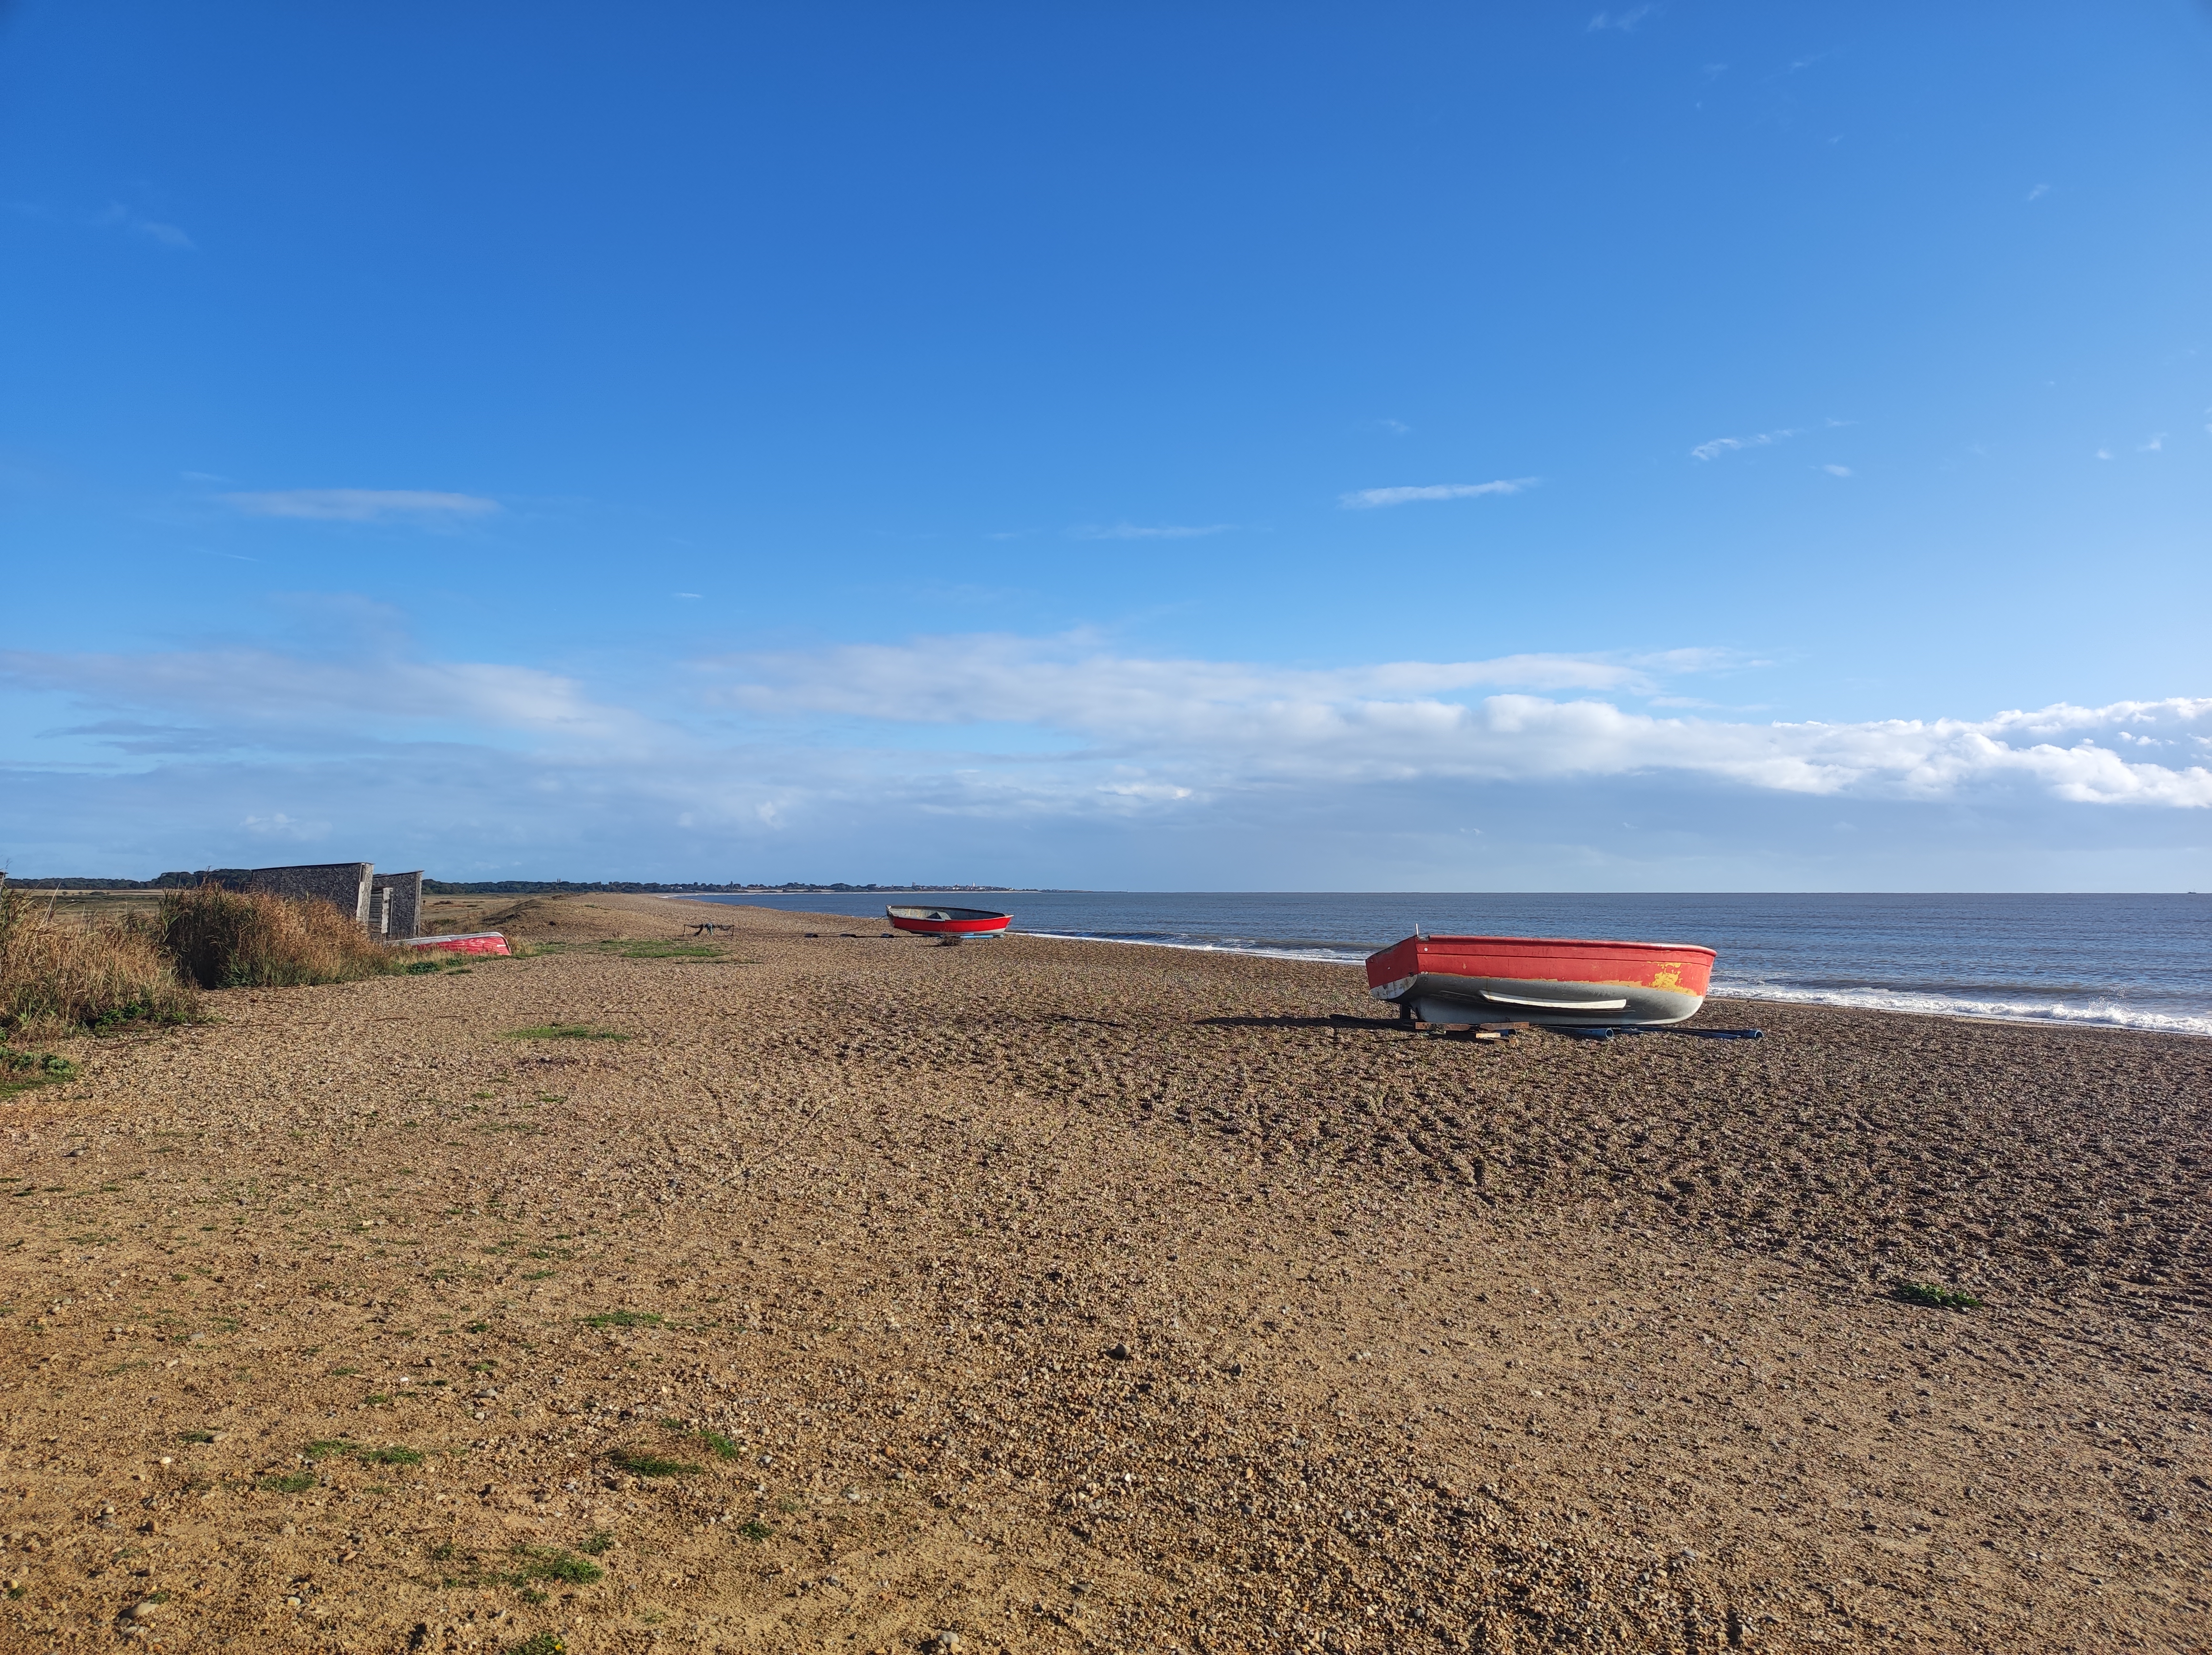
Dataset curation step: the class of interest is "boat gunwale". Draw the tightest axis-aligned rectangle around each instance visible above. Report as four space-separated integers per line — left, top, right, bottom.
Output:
1383 932 1716 959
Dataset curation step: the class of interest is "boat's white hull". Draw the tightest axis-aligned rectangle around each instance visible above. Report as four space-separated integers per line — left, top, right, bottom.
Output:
1374 970 1706 1028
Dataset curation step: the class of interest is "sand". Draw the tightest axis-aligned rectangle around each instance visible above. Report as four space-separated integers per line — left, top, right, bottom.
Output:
1 893 2206 1654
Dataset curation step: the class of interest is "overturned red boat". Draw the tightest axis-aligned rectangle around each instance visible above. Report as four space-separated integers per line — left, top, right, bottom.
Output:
1365 932 1715 1028
397 930 513 958
886 903 1011 938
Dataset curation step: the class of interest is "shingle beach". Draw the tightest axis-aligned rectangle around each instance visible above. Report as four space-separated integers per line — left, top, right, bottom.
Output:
2 895 2206 1653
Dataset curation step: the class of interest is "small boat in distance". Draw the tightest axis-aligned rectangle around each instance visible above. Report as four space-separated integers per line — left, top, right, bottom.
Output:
1365 932 1715 1028
886 903 1012 938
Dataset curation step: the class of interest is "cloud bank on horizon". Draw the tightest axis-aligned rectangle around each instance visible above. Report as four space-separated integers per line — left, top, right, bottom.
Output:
5 631 2207 887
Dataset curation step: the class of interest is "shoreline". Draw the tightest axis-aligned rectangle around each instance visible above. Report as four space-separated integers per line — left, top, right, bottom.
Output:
1005 925 2212 1042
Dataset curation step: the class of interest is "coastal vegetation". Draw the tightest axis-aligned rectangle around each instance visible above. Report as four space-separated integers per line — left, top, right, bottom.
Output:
151 880 392 989
0 883 197 1040
1893 1278 1987 1310
0 878 398 1039
608 1446 701 1479
0 1046 83 1098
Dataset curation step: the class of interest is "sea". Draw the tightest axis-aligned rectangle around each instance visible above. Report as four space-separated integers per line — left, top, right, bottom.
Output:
693 891 2212 1039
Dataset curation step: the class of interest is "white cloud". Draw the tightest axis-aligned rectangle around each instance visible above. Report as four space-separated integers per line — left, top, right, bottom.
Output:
219 489 501 522
1691 428 1798 461
19 631 2206 816
0 646 644 742
92 204 193 249
2096 448 2113 460
707 637 1676 730
9 633 2207 890
1338 479 1534 509
1821 464 1854 478
242 811 328 841
2026 183 2049 202
2140 434 2165 453
1586 6 1655 31
1067 523 1233 540
706 636 2212 810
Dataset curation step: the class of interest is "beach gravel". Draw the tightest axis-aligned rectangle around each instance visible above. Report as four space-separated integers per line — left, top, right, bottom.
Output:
1 893 2207 1652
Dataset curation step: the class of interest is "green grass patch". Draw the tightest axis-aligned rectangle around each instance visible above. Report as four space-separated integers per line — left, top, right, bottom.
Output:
735 1517 773 1541
608 1447 700 1478
663 1420 742 1460
0 1048 83 1098
1893 1280 1985 1310
260 1471 316 1493
508 1635 568 1655
179 1428 215 1444
427 1539 603 1609
512 1545 604 1585
581 1309 661 1329
576 1530 614 1556
605 940 723 960
501 1024 630 1042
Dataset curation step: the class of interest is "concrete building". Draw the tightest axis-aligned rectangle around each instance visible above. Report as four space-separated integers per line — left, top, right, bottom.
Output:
232 862 426 938
240 862 374 925
370 869 424 939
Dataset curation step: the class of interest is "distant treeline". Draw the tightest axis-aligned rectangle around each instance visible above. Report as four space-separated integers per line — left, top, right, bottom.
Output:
3 873 1027 895
3 873 215 890
421 880 1027 896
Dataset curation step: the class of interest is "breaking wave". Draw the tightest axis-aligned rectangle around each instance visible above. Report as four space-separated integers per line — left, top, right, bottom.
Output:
1021 928 1371 968
1710 979 2212 1039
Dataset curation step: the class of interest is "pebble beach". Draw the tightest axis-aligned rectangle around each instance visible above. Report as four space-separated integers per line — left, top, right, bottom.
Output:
2 894 2206 1653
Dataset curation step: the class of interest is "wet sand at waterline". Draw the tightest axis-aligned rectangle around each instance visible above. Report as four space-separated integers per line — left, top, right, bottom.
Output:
2 894 2207 1653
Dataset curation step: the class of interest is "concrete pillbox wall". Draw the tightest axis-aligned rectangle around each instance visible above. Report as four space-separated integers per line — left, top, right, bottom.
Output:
240 862 373 925
372 870 423 939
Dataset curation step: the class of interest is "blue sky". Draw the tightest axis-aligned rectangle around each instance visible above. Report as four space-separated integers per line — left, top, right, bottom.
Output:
4 2 2210 889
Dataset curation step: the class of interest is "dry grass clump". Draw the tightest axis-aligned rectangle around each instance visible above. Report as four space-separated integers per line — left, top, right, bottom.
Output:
0 885 198 1039
154 881 394 989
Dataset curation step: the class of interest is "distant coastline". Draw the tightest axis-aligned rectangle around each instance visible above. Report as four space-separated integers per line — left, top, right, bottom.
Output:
0 874 1046 896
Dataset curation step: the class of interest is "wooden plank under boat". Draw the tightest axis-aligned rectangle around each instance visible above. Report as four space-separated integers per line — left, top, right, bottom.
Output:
1364 932 1714 1028
885 903 1011 937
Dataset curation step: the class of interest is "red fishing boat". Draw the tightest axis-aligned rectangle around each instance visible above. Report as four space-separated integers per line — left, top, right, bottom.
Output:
1365 932 1714 1028
885 903 1012 938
